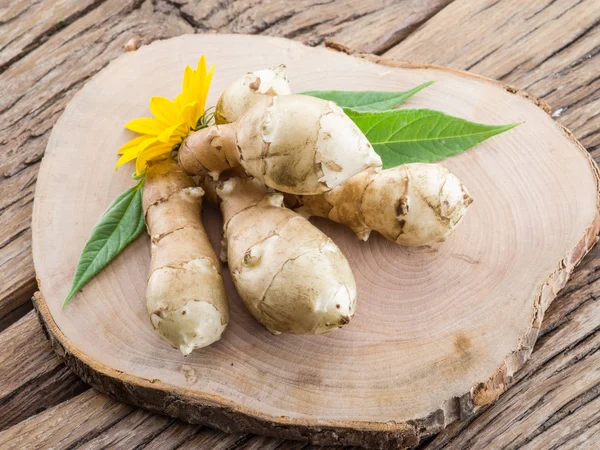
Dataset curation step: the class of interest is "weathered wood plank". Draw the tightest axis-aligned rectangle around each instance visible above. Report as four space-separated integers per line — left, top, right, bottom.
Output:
76 410 177 450
523 396 600 450
0 300 31 333
0 390 134 450
384 0 600 151
0 0 105 71
168 0 453 53
0 385 294 450
0 311 88 432
137 421 201 450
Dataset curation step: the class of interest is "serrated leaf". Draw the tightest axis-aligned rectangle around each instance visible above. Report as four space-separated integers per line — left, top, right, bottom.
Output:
345 108 519 169
301 81 434 112
63 178 146 306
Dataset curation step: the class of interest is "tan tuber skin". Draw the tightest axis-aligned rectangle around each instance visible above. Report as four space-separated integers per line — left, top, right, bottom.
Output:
293 163 473 245
179 94 382 195
217 177 357 335
143 159 229 355
215 65 291 124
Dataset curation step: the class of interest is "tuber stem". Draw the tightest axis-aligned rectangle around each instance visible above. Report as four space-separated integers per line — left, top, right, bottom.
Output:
143 159 229 355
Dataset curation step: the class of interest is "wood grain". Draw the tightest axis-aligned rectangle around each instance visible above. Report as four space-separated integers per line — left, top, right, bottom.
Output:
0 386 297 450
0 311 88 432
31 34 600 448
169 0 453 53
1 0 599 448
0 390 135 450
380 1 600 447
0 0 452 323
2 239 599 449
0 0 104 71
425 260 600 448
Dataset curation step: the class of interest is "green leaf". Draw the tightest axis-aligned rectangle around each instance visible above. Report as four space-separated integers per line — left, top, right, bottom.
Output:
345 108 519 169
63 178 146 307
301 81 434 112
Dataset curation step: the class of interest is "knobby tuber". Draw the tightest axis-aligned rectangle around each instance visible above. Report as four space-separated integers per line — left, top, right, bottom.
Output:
143 160 229 355
293 164 473 245
215 65 291 124
179 94 382 195
217 177 357 335
210 68 473 246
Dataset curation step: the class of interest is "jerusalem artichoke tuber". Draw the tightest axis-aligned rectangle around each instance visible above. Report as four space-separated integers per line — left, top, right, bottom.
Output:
217 177 357 335
179 94 382 195
293 163 473 245
215 65 291 124
209 69 472 246
143 159 229 355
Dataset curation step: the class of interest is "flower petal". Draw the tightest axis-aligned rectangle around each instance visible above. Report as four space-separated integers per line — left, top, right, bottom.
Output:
196 56 206 80
115 137 158 170
190 56 206 102
201 64 215 104
115 151 138 170
118 135 151 155
157 122 187 143
135 141 173 175
125 117 166 135
150 96 179 125
179 101 202 129
180 66 194 106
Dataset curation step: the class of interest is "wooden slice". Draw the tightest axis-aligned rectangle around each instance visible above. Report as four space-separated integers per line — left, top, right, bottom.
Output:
32 34 600 449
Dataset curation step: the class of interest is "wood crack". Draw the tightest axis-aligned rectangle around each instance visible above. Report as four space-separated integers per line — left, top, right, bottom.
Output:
579 127 600 144
0 191 34 216
250 11 297 35
523 45 600 93
365 1 454 54
524 0 559 20
0 227 30 253
63 407 137 450
547 404 600 450
126 418 178 449
284 17 336 40
161 0 209 30
523 381 600 448
0 0 109 75
166 425 206 450
532 18 600 73
464 45 502 71
473 0 502 16
0 0 44 27
552 0 585 21
226 434 253 450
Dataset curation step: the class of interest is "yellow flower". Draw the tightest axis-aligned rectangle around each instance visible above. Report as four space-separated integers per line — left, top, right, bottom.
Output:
116 56 215 175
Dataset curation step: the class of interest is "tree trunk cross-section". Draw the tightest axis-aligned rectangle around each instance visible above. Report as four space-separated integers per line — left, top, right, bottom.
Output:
31 34 600 449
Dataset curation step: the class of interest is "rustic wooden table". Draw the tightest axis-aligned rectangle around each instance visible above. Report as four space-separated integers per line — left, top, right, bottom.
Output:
1 0 599 449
